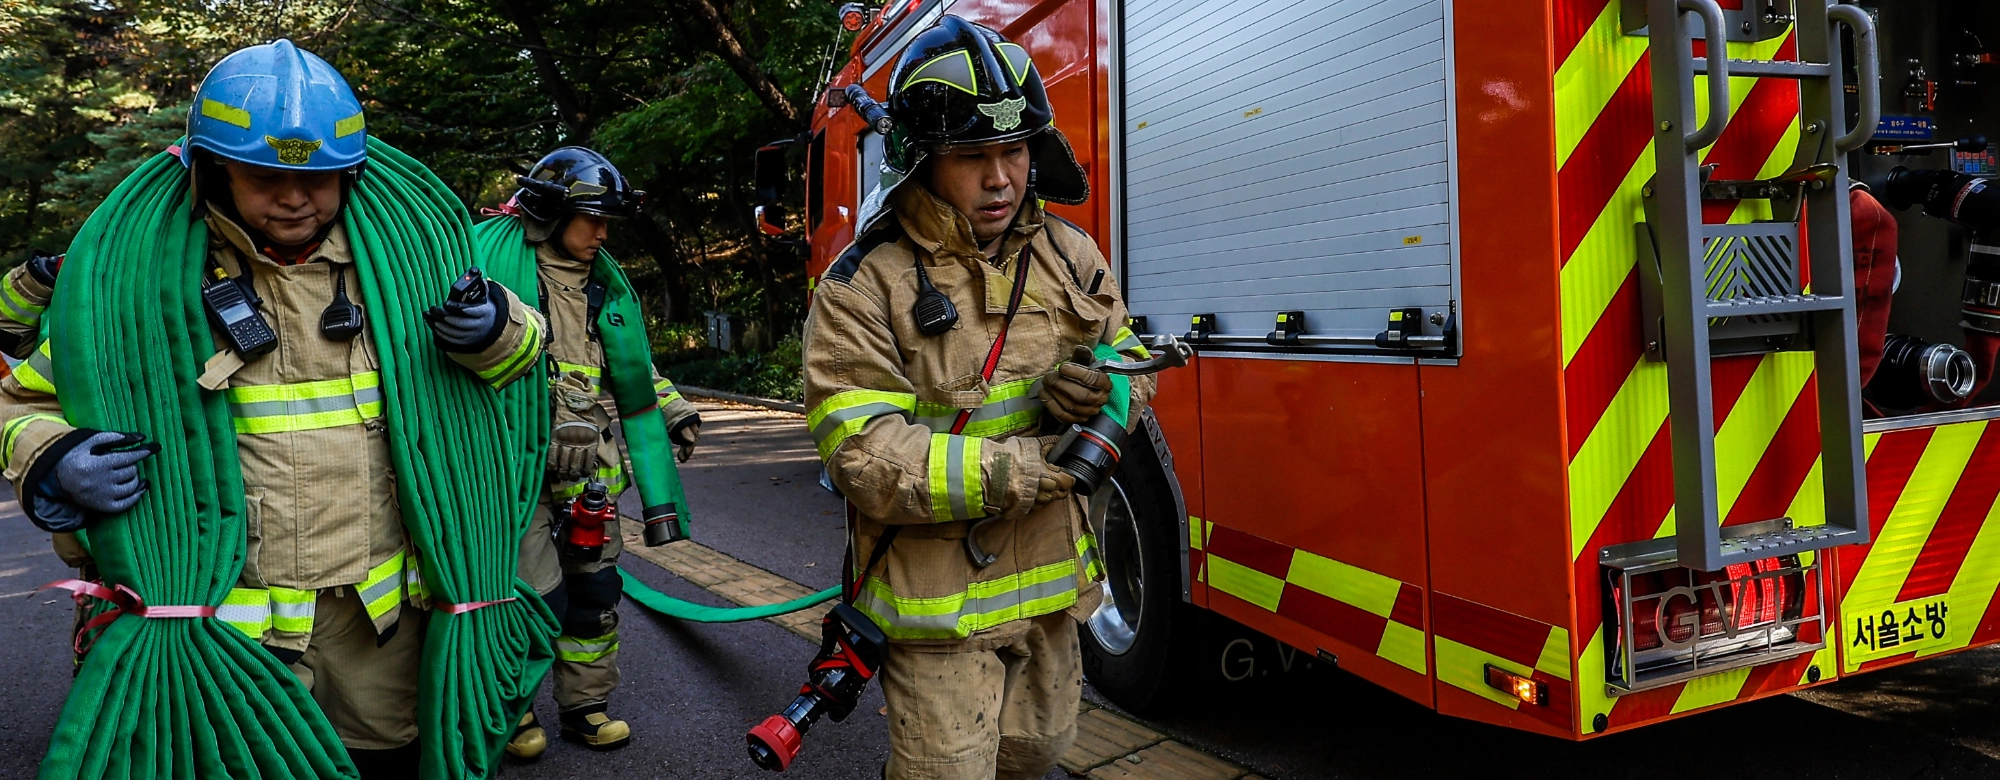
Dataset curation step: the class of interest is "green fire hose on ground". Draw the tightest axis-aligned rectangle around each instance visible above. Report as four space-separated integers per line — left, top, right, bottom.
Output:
469 216 841 624
41 138 553 779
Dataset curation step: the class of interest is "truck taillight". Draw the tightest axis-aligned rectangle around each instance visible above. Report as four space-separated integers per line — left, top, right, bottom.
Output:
1483 664 1548 707
1622 558 1792 652
1599 519 1828 694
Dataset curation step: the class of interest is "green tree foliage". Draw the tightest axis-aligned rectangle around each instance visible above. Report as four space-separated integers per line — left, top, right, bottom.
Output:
0 0 356 258
0 0 840 335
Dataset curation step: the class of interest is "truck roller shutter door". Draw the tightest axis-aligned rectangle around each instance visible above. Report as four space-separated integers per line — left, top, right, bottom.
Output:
1117 0 1460 351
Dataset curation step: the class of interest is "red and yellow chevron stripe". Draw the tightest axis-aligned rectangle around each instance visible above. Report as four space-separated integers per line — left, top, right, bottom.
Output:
1836 421 2000 673
1431 594 1573 730
1555 0 1837 733
1191 518 1428 678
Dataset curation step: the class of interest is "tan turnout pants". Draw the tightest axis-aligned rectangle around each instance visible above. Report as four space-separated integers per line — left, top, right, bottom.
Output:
881 611 1081 780
289 586 428 750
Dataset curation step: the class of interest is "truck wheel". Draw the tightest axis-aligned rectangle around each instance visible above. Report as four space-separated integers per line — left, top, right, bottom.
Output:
1080 447 1192 713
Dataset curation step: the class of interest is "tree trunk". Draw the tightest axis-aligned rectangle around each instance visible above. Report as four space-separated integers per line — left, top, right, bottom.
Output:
667 0 801 125
23 180 41 245
634 209 692 324
495 0 594 137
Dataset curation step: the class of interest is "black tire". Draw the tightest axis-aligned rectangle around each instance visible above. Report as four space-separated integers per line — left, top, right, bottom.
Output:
1079 428 1194 713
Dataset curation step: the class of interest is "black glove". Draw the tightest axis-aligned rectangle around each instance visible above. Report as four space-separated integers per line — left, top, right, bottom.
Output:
26 250 61 288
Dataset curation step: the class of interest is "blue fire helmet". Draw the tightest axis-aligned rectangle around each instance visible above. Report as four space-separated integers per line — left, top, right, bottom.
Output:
181 39 366 172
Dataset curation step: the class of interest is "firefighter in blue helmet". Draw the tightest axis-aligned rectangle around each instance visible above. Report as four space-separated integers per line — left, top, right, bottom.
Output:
0 40 547 779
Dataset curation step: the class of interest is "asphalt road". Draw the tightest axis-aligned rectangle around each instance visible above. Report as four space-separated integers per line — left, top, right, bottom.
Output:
6 400 2000 779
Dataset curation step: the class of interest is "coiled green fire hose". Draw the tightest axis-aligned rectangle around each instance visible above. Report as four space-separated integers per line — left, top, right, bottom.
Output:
41 138 552 780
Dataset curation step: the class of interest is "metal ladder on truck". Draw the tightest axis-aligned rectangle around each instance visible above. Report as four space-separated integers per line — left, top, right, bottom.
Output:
1633 0 1880 572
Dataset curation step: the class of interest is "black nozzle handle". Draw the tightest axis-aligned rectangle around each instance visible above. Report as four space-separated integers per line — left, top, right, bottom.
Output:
843 85 895 136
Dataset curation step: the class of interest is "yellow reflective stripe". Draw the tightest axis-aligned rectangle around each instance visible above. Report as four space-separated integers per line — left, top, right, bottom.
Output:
480 314 543 385
1076 533 1102 580
902 50 977 94
554 361 602 379
228 371 383 434
913 377 1044 438
405 562 429 603
960 436 984 519
14 339 54 395
554 464 628 498
226 372 379 404
200 98 252 129
357 551 407 623
217 588 273 639
1377 622 1429 674
334 111 366 138
3 412 62 464
854 558 1079 640
556 630 619 662
655 377 685 405
268 586 317 634
925 433 986 522
1284 550 1401 618
808 389 917 459
0 273 45 325
1110 326 1150 359
1206 555 1285 612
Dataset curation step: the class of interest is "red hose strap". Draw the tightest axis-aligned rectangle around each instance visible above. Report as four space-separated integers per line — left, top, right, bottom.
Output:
479 194 525 217
39 579 217 654
952 247 1034 435
433 597 518 615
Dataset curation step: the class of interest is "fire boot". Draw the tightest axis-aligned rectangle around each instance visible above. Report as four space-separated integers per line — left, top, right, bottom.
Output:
504 711 547 761
559 702 632 751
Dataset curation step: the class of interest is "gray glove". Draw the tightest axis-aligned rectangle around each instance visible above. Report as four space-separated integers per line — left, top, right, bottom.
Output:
52 431 157 517
426 296 498 348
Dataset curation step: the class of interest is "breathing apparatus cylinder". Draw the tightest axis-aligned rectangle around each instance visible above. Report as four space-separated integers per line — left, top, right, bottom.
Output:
558 479 615 562
746 602 888 772
1869 334 1977 408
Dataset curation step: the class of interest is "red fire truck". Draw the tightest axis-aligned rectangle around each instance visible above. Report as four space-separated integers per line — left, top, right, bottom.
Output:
763 0 2000 739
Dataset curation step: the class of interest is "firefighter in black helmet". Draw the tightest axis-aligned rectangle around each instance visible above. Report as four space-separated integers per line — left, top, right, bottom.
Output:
803 16 1153 780
488 147 705 759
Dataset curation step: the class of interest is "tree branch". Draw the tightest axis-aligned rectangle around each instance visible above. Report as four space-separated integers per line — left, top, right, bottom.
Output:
493 0 593 137
665 0 800 125
365 0 656 63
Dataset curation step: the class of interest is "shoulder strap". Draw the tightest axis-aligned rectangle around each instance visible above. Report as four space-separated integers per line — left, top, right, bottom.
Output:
584 279 607 339
824 224 906 285
845 524 900 604
949 245 1033 435
1039 218 1083 290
